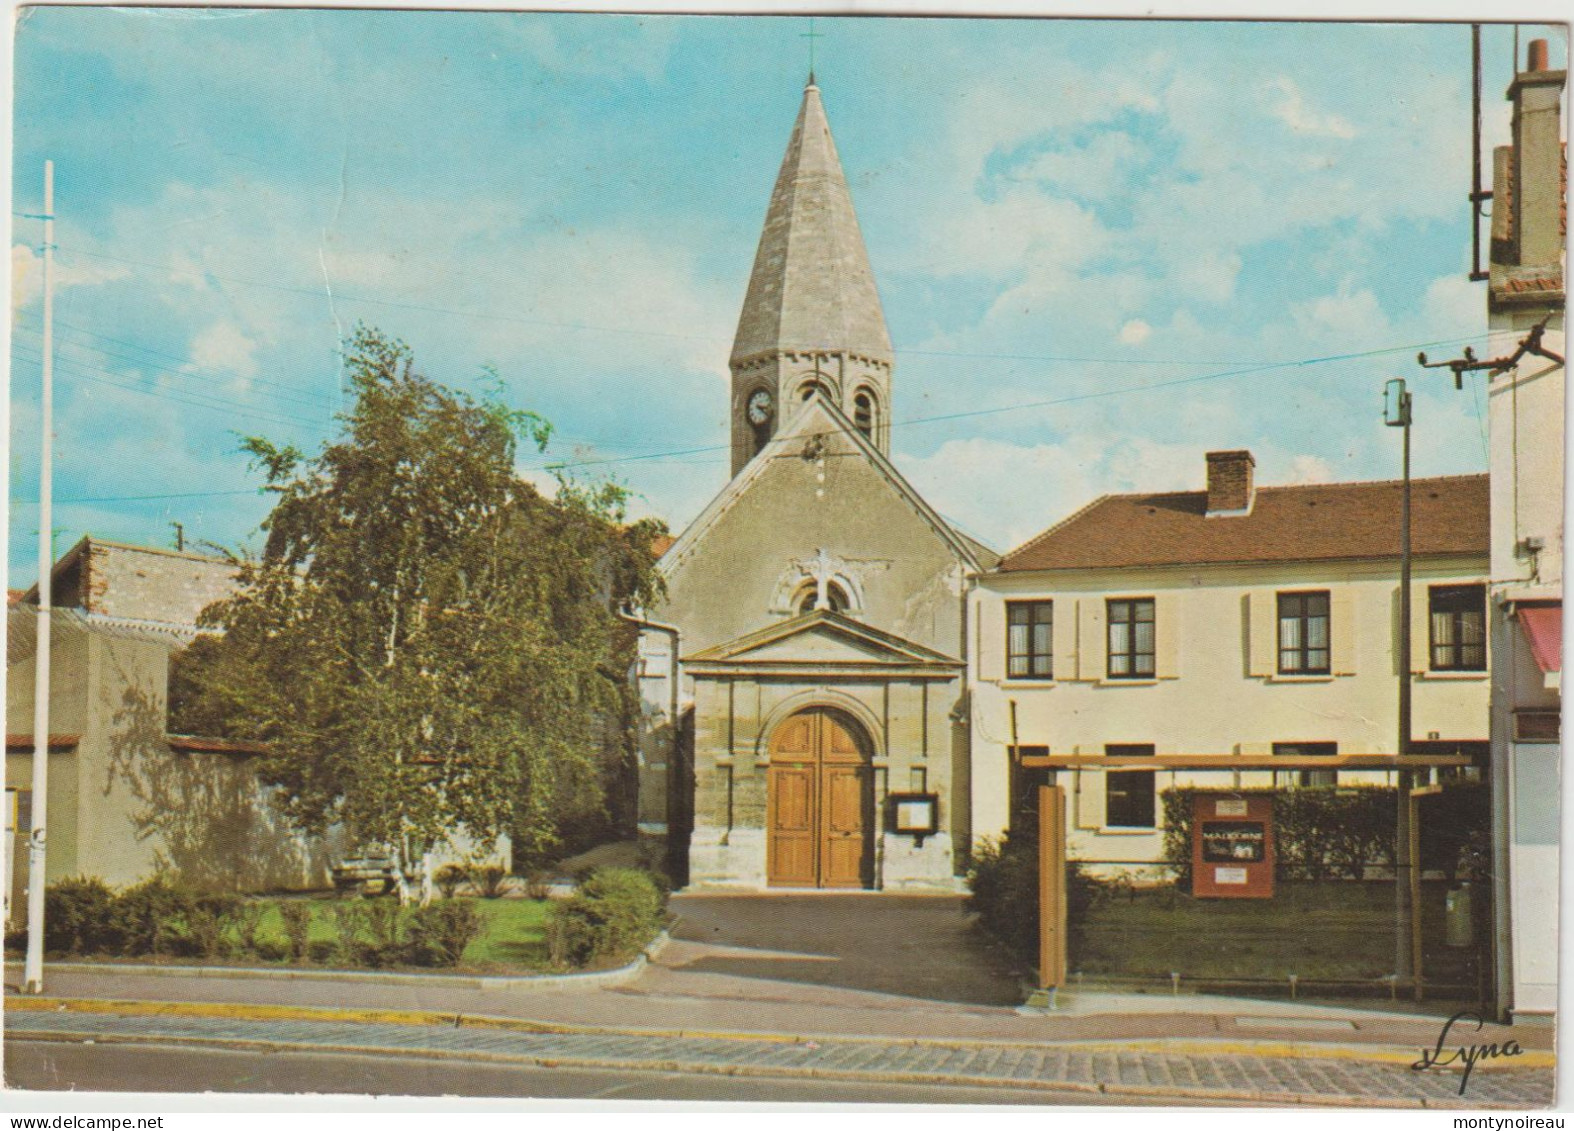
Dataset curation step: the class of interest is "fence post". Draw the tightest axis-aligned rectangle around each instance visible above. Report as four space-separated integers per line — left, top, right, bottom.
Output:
1038 784 1067 991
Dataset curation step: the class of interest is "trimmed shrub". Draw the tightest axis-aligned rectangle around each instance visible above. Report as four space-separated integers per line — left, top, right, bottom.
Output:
113 877 196 957
547 867 666 968
43 877 117 956
964 835 1106 965
524 872 553 901
278 902 313 963
435 863 468 899
405 901 482 967
188 894 242 959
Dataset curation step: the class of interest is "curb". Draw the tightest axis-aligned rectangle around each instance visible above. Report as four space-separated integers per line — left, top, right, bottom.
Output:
4 995 1554 1075
3 931 669 995
4 1026 1548 1110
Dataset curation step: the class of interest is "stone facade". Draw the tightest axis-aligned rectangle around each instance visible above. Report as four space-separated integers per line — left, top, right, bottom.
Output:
639 80 990 892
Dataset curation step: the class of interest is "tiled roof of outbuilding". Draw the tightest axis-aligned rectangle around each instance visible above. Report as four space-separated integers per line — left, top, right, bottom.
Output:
999 473 1488 573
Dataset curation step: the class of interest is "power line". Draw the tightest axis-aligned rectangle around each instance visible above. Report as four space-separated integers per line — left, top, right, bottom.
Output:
56 242 1345 370
10 345 332 432
14 323 341 416
517 331 1495 473
12 489 263 507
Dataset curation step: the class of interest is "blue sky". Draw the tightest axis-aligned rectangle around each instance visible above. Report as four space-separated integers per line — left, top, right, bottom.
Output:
9 11 1567 583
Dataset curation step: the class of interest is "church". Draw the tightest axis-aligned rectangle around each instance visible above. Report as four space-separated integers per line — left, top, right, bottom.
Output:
633 77 996 892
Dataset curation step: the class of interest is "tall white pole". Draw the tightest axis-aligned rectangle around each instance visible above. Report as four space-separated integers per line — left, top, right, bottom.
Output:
23 161 54 994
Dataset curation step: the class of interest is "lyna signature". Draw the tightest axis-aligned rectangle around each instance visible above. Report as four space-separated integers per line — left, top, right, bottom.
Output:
1411 1010 1525 1095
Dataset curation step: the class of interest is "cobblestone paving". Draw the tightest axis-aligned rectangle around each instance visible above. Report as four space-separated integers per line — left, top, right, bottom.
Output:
6 1010 1552 1108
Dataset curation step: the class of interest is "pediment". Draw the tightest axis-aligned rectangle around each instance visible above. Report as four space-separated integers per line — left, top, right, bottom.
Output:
683 610 961 676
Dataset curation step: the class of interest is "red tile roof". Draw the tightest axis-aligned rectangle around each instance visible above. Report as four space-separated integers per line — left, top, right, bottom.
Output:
999 474 1488 573
651 533 676 558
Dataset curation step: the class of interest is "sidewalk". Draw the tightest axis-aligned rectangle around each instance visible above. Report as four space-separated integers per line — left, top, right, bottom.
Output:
3 936 1556 1108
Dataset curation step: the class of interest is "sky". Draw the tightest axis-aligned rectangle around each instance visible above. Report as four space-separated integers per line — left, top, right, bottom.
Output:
8 11 1568 584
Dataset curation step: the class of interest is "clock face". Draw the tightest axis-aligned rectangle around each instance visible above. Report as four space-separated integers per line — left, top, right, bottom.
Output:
747 389 773 425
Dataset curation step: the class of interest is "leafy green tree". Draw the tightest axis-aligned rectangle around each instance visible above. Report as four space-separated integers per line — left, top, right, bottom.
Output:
172 327 664 901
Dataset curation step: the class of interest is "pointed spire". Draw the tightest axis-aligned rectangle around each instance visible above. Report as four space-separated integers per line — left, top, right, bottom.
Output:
730 83 892 367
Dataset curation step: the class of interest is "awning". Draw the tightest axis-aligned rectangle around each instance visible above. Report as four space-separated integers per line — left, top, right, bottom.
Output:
1518 603 1562 678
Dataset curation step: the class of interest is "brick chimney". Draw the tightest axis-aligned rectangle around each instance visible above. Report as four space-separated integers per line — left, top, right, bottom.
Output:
1506 38 1566 269
1205 450 1255 516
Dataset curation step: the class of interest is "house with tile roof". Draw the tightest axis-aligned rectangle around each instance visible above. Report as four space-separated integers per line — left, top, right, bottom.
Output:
969 450 1490 874
1481 39 1564 1021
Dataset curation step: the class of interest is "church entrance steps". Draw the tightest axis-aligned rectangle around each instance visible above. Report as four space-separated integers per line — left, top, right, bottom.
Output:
6 1004 1553 1107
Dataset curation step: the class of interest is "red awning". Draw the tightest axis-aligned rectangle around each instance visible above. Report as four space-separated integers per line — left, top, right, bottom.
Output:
1518 604 1562 675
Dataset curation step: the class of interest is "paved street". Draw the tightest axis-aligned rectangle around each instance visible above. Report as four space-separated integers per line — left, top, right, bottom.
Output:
6 1041 1220 1105
5 1007 1552 1108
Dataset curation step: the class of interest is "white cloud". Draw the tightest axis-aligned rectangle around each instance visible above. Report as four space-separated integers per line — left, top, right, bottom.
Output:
188 321 261 381
1118 319 1152 346
11 242 131 310
1285 454 1335 484
1265 77 1357 140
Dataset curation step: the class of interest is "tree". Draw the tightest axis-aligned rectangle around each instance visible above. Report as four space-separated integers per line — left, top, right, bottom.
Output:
171 327 665 901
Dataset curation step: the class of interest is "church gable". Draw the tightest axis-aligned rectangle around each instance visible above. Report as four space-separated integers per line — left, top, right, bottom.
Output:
655 399 982 656
684 610 961 676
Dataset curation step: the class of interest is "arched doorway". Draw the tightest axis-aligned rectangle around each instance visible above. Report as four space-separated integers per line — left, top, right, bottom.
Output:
766 708 874 888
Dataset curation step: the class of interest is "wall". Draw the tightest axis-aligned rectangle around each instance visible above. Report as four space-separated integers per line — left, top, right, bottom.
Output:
685 673 961 890
6 613 337 897
1488 295 1564 1020
62 541 239 625
971 556 1492 865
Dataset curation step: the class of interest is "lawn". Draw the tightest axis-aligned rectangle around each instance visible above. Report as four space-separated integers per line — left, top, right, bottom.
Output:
247 895 554 971
1071 881 1468 983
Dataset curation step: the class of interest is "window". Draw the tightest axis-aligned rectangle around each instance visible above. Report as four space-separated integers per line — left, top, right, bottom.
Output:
1006 601 1053 679
853 390 876 438
799 380 829 402
1107 598 1155 678
1277 591 1330 674
1009 751 1049 838
1105 744 1156 827
796 581 849 615
1273 741 1338 788
1430 585 1486 671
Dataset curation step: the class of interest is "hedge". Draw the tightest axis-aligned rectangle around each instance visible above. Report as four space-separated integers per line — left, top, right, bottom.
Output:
1161 783 1489 889
27 876 484 968
546 866 667 968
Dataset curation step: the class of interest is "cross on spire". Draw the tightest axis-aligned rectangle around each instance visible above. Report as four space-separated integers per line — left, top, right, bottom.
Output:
801 17 824 85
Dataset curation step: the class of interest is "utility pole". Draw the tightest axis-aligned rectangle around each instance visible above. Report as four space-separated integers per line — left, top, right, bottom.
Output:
1385 378 1414 986
23 161 55 995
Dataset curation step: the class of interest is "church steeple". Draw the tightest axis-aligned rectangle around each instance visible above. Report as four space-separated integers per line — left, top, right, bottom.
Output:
729 79 894 476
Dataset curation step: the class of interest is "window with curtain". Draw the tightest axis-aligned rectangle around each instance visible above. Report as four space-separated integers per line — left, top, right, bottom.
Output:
1273 741 1338 788
1107 598 1155 678
1430 585 1486 671
1006 600 1053 679
1277 591 1330 674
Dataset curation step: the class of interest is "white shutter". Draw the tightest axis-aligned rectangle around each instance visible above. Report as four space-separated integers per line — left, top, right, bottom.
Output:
1155 594 1180 680
1248 591 1275 677
1052 598 1077 682
1408 582 1432 674
1074 748 1104 829
1330 589 1357 675
977 594 1005 682
1078 599 1106 681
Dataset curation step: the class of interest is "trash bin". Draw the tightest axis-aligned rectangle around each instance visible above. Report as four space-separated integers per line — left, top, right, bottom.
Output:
1445 882 1474 947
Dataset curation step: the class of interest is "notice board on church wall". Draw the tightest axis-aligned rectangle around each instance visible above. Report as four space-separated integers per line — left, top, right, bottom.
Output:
1191 793 1274 899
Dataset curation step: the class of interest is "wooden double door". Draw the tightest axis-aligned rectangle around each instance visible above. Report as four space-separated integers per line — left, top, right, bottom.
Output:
767 708 874 888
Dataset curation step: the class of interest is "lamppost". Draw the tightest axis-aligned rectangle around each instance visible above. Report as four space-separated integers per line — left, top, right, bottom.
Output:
1385 378 1414 986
